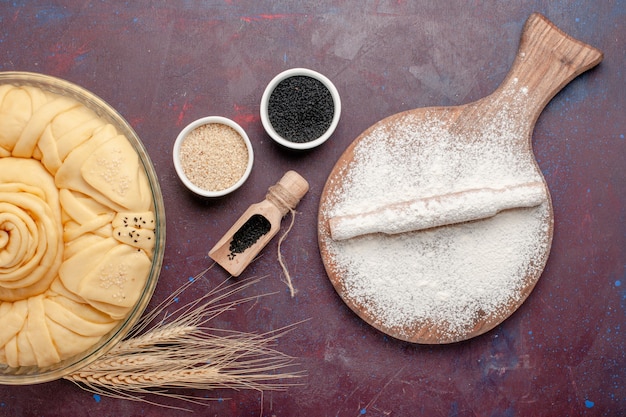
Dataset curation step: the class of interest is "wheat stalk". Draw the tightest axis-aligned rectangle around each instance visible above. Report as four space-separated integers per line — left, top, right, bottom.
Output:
65 266 304 410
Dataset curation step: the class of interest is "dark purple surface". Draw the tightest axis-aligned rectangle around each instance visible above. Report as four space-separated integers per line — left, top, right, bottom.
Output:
1 1 624 416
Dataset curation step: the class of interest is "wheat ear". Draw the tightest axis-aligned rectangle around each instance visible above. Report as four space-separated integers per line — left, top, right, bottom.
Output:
65 268 304 410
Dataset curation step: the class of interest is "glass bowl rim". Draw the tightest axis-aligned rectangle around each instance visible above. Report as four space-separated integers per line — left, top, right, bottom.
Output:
0 71 166 385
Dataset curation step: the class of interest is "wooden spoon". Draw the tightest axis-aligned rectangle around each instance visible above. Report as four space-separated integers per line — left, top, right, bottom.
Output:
318 13 602 343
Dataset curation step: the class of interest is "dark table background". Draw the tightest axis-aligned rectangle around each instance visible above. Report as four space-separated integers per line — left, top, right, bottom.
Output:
1 1 624 416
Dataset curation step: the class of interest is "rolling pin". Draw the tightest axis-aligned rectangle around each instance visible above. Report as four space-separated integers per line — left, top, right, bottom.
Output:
328 181 547 240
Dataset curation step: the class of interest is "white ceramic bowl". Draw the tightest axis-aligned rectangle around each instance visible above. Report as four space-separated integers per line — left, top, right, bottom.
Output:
260 68 341 150
173 116 254 197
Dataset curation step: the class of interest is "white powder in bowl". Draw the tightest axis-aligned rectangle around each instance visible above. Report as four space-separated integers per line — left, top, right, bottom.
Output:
320 81 552 342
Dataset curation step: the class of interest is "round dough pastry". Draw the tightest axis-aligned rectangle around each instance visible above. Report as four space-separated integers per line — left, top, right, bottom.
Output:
0 84 156 368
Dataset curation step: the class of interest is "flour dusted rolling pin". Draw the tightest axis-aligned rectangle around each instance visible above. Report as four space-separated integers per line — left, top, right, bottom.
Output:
328 181 547 240
318 13 603 344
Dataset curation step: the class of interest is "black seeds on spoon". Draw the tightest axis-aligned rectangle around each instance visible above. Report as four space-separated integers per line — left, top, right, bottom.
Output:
268 75 334 143
228 214 272 260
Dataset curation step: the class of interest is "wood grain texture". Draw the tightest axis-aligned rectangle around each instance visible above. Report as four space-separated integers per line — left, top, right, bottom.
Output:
1 2 622 415
210 170 309 276
318 13 603 344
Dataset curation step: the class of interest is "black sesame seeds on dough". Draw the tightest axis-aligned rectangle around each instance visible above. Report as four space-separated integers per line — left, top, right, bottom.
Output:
268 75 334 143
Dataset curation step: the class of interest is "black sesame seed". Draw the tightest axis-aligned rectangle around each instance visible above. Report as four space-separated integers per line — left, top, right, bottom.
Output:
228 214 271 260
268 75 334 143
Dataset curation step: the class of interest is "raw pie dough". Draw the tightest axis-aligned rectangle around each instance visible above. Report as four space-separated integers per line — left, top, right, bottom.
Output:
0 84 155 368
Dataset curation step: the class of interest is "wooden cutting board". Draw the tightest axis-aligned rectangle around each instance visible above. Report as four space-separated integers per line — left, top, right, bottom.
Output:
318 13 602 344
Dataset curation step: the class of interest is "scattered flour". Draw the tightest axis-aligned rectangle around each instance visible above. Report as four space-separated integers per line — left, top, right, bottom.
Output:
320 80 552 341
